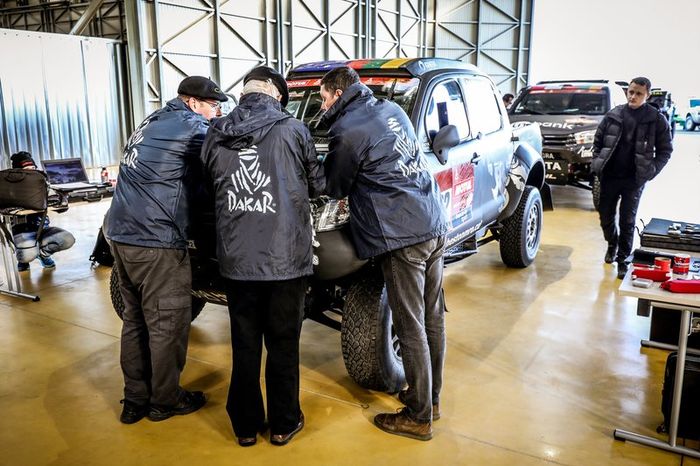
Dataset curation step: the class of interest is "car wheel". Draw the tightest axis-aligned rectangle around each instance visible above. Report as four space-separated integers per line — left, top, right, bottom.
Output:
499 185 543 268
341 271 405 393
591 176 601 211
686 116 696 131
109 267 205 321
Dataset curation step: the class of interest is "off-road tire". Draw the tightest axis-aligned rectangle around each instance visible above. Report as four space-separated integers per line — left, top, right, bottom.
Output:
591 176 601 211
341 273 405 393
499 186 543 268
686 116 696 132
109 267 205 321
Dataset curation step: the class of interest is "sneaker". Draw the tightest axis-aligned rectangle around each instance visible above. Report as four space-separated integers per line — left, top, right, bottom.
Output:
604 245 617 264
617 262 629 280
119 399 149 424
38 255 55 269
398 390 441 421
147 390 206 422
374 408 432 441
17 262 30 272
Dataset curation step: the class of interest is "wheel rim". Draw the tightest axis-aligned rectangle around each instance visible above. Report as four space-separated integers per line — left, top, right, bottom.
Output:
525 201 541 254
391 325 402 359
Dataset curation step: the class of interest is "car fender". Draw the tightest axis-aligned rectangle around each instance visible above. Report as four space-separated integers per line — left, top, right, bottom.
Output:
497 143 551 222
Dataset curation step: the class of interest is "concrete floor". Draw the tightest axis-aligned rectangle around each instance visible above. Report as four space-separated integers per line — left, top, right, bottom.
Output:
1 132 699 466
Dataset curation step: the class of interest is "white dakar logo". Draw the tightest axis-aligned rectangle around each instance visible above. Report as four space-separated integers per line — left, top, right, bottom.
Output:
389 117 427 177
121 118 151 168
227 145 276 214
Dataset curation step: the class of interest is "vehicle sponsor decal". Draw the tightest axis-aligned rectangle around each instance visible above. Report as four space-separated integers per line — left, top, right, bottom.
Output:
542 152 557 159
544 160 567 173
511 120 575 130
446 221 483 247
577 146 594 158
227 146 277 214
434 163 474 230
288 78 322 88
529 88 605 95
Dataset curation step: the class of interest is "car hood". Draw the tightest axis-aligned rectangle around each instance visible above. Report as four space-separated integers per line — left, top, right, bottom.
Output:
509 114 602 134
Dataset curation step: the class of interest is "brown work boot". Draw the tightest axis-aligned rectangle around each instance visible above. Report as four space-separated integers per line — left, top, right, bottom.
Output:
398 390 441 421
373 408 432 441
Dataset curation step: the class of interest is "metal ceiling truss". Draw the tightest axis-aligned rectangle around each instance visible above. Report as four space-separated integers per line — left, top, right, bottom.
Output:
121 0 530 122
0 0 126 40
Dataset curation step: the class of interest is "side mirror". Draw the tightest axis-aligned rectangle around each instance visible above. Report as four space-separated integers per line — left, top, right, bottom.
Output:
431 125 459 165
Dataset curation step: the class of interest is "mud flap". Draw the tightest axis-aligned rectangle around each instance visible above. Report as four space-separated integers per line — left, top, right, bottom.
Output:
540 182 554 211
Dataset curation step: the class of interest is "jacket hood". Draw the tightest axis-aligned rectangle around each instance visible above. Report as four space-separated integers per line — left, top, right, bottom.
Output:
209 93 292 150
320 82 374 128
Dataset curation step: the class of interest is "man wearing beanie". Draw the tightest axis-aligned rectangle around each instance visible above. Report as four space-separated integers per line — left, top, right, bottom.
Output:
200 65 324 446
105 76 227 425
9 151 75 272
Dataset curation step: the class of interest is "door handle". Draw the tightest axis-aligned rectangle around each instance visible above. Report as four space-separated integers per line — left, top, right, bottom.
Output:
471 153 482 165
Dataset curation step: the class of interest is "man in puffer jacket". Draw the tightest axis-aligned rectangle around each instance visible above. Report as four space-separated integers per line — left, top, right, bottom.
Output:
106 76 226 425
319 66 447 441
200 66 324 447
591 76 672 279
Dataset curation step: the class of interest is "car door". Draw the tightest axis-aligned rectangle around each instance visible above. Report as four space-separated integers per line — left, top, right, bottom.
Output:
420 77 482 242
460 76 512 225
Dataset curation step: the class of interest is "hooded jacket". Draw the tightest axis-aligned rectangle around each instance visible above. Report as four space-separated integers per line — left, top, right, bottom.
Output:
106 98 209 249
591 103 672 186
320 83 447 259
200 92 325 281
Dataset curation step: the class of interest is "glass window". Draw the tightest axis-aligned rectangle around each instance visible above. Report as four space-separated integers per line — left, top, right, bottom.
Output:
424 80 470 141
462 77 503 135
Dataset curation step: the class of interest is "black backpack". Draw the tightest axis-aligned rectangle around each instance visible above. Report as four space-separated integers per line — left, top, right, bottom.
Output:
90 227 114 267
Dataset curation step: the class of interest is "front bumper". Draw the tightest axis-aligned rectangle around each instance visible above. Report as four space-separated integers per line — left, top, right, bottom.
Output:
542 144 594 185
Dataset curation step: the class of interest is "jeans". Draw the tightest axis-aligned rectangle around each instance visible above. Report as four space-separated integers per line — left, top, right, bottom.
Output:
224 278 306 438
598 176 644 263
380 236 446 423
112 242 192 407
14 227 75 263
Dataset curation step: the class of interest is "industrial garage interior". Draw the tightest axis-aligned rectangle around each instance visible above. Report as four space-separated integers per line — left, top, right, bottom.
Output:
1 0 700 465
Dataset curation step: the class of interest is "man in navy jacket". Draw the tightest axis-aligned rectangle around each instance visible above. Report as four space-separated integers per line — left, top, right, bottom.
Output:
106 76 226 424
320 66 447 441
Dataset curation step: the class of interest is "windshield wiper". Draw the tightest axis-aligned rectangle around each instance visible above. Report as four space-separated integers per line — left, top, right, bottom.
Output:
516 109 546 115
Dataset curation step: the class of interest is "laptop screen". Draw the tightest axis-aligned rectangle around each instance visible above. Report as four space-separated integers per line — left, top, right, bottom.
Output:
41 158 89 185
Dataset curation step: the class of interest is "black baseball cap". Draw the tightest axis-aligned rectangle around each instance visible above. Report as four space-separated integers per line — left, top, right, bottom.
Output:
177 76 228 102
243 66 289 108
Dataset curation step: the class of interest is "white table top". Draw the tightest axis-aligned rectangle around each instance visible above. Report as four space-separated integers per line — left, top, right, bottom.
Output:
619 269 700 308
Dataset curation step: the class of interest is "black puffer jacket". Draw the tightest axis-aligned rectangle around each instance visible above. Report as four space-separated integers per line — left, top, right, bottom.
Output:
200 93 325 281
320 83 447 259
107 98 209 249
591 103 672 185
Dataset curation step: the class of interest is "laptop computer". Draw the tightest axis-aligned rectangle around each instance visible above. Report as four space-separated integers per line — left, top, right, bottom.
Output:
41 158 96 190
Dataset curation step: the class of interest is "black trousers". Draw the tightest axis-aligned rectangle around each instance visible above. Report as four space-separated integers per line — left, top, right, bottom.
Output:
112 242 192 407
224 277 306 438
598 176 644 263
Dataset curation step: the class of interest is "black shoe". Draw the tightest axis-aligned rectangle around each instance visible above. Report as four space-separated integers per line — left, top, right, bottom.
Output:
270 413 304 446
120 399 149 424
604 245 617 264
617 262 629 280
148 390 206 422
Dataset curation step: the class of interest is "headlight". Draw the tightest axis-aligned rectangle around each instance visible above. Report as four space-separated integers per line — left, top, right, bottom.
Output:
574 130 595 145
311 196 350 232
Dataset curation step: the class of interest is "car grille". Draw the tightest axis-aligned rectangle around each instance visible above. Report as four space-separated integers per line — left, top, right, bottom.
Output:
543 134 575 146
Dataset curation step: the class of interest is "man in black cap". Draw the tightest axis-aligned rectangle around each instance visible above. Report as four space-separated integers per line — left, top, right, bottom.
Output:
105 75 227 425
9 151 75 272
200 65 323 447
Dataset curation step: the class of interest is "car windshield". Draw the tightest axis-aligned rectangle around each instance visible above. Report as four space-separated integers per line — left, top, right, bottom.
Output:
648 94 667 107
286 76 420 136
512 86 609 116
